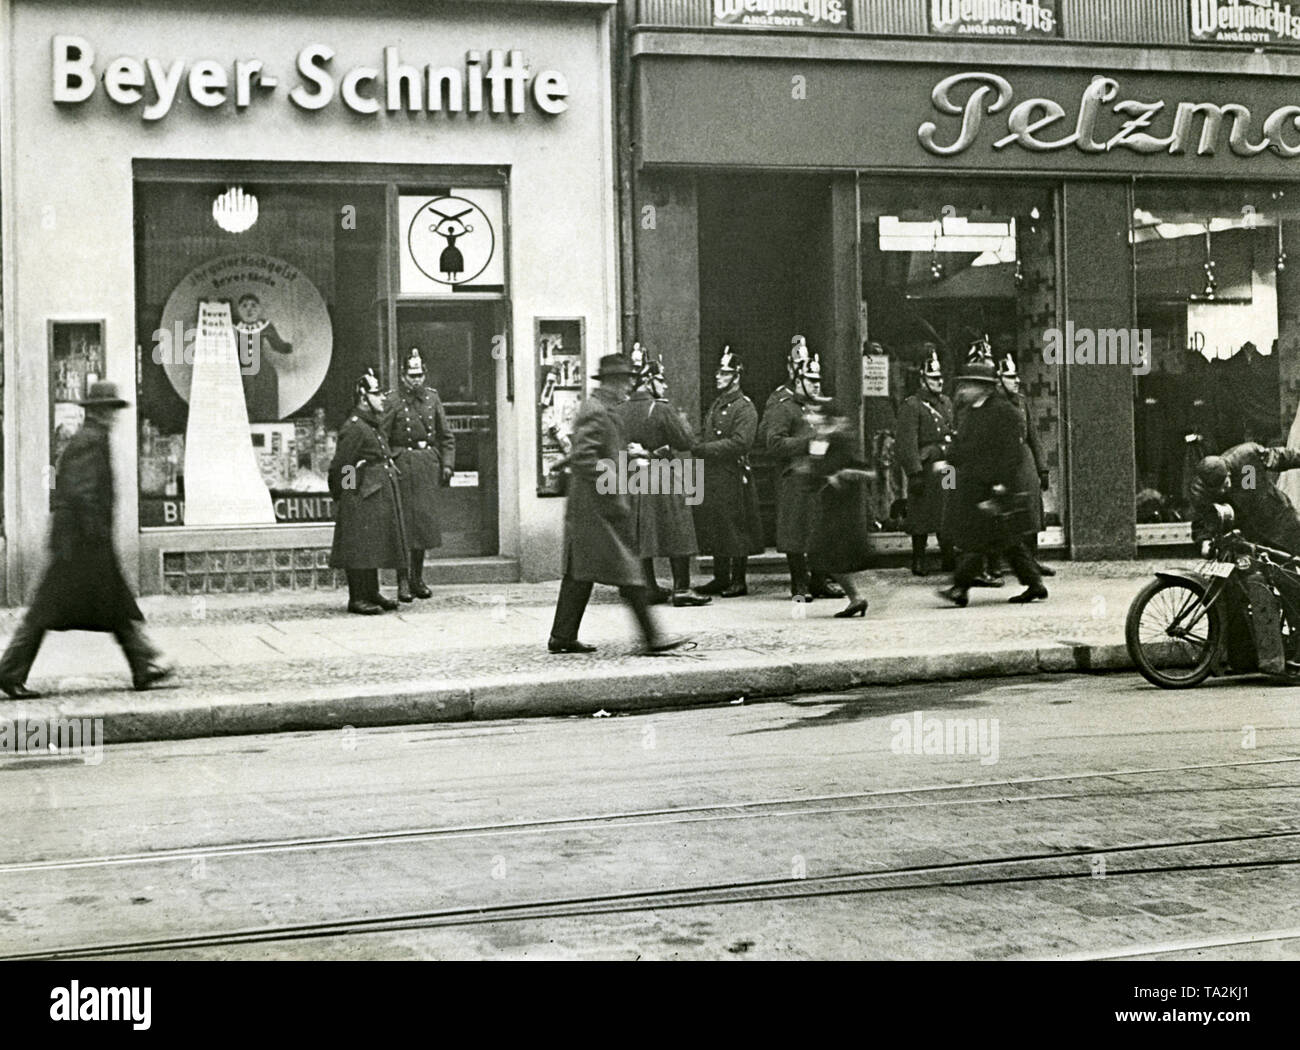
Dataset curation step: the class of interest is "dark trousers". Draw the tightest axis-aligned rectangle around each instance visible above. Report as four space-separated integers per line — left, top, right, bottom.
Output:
955 542 1040 589
549 575 657 647
0 615 161 685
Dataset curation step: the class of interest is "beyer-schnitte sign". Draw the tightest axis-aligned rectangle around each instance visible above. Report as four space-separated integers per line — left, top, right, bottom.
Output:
919 71 1300 157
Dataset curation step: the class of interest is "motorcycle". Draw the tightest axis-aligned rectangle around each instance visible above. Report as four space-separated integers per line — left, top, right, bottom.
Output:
1126 503 1300 688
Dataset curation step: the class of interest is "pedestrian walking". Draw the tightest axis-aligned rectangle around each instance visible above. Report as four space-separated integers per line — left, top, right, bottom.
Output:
692 348 764 597
996 353 1054 577
0 381 171 698
896 346 954 576
329 370 407 615
759 336 844 601
387 348 456 601
615 344 711 608
805 383 874 617
937 356 1047 607
548 353 690 654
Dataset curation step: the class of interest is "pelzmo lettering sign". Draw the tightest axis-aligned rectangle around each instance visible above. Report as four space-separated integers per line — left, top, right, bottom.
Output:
918 72 1300 157
50 36 569 121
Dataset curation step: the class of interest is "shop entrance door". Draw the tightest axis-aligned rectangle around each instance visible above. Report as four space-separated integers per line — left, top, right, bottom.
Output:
395 302 499 556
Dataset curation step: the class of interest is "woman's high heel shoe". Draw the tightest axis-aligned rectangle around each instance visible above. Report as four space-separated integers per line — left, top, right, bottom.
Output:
833 598 868 618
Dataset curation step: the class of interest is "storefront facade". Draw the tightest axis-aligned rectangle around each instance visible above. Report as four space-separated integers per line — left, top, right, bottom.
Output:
0 0 618 601
628 1 1300 559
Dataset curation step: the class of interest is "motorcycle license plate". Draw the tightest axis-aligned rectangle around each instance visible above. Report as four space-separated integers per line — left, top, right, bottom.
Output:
1197 560 1234 578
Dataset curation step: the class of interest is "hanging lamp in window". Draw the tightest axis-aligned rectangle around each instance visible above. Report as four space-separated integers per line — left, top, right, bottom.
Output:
212 186 259 234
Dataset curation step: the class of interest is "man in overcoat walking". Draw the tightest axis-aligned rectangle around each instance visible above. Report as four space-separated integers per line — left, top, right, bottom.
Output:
0 381 171 698
937 358 1047 607
692 348 764 597
896 347 954 576
615 344 710 607
386 349 456 602
548 354 690 654
759 336 844 601
329 370 407 615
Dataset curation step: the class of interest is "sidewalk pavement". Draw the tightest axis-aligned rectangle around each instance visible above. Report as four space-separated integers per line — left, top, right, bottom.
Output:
0 560 1174 743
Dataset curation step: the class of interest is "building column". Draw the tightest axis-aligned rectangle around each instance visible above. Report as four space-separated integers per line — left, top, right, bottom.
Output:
1061 181 1137 560
827 172 862 454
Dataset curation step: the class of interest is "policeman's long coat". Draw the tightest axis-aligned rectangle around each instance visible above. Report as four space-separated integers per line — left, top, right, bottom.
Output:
26 418 144 631
329 406 408 570
895 388 953 536
562 386 642 587
693 385 764 557
386 382 455 550
615 389 698 558
758 385 816 553
1004 389 1044 536
946 393 1027 553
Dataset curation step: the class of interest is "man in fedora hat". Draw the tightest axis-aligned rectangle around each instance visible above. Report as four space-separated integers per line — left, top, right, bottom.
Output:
0 381 172 698
548 352 690 655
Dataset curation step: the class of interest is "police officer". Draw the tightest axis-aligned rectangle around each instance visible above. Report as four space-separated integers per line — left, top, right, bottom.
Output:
693 347 764 597
329 370 407 615
896 347 954 576
759 336 844 601
615 344 711 607
387 348 456 602
996 352 1054 577
937 357 1046 607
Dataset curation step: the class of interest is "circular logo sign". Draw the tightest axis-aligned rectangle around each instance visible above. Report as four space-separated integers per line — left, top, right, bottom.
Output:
406 195 496 285
157 253 332 420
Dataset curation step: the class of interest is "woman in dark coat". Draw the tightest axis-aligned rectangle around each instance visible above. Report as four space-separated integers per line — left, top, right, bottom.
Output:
329 370 408 615
614 348 709 607
0 382 171 697
807 406 874 617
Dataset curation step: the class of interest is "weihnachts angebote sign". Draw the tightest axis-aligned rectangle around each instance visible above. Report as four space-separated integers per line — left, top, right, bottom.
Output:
1190 0 1300 47
928 0 1061 39
712 0 852 31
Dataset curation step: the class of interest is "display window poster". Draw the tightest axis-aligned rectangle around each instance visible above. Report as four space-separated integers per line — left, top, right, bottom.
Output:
1189 0 1300 47
399 189 505 295
927 0 1061 38
712 1 852 32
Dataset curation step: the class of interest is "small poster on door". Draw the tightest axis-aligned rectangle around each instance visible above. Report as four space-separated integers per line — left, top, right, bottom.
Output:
862 353 890 397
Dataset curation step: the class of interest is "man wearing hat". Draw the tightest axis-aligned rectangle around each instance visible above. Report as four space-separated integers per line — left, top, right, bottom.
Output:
1189 443 1300 554
0 381 171 698
329 370 407 614
996 352 1054 577
759 337 845 601
692 347 764 597
896 346 954 576
615 343 711 607
386 348 456 602
549 353 689 654
937 357 1047 607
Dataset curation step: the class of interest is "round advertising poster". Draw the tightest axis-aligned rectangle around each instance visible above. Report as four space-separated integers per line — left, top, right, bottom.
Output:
406 195 496 285
157 253 332 421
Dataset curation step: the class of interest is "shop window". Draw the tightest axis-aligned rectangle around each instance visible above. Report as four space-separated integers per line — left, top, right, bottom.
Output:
135 179 387 527
859 178 1061 535
1131 184 1300 524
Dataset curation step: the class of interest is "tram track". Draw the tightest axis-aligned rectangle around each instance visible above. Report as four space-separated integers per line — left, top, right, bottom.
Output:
3 754 1296 875
4 827 1297 960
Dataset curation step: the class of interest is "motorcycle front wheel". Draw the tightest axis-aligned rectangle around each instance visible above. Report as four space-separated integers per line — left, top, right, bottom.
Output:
1125 577 1223 689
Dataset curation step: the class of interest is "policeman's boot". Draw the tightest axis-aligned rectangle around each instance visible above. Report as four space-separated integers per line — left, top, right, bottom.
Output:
369 570 399 612
671 556 711 607
787 553 813 602
1027 534 1055 577
910 535 929 577
643 559 671 605
347 571 383 615
721 557 749 598
396 571 414 604
409 549 432 598
696 557 730 595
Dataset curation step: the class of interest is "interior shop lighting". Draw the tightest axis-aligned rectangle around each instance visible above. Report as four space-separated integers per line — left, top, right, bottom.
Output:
212 186 259 234
879 215 1015 260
